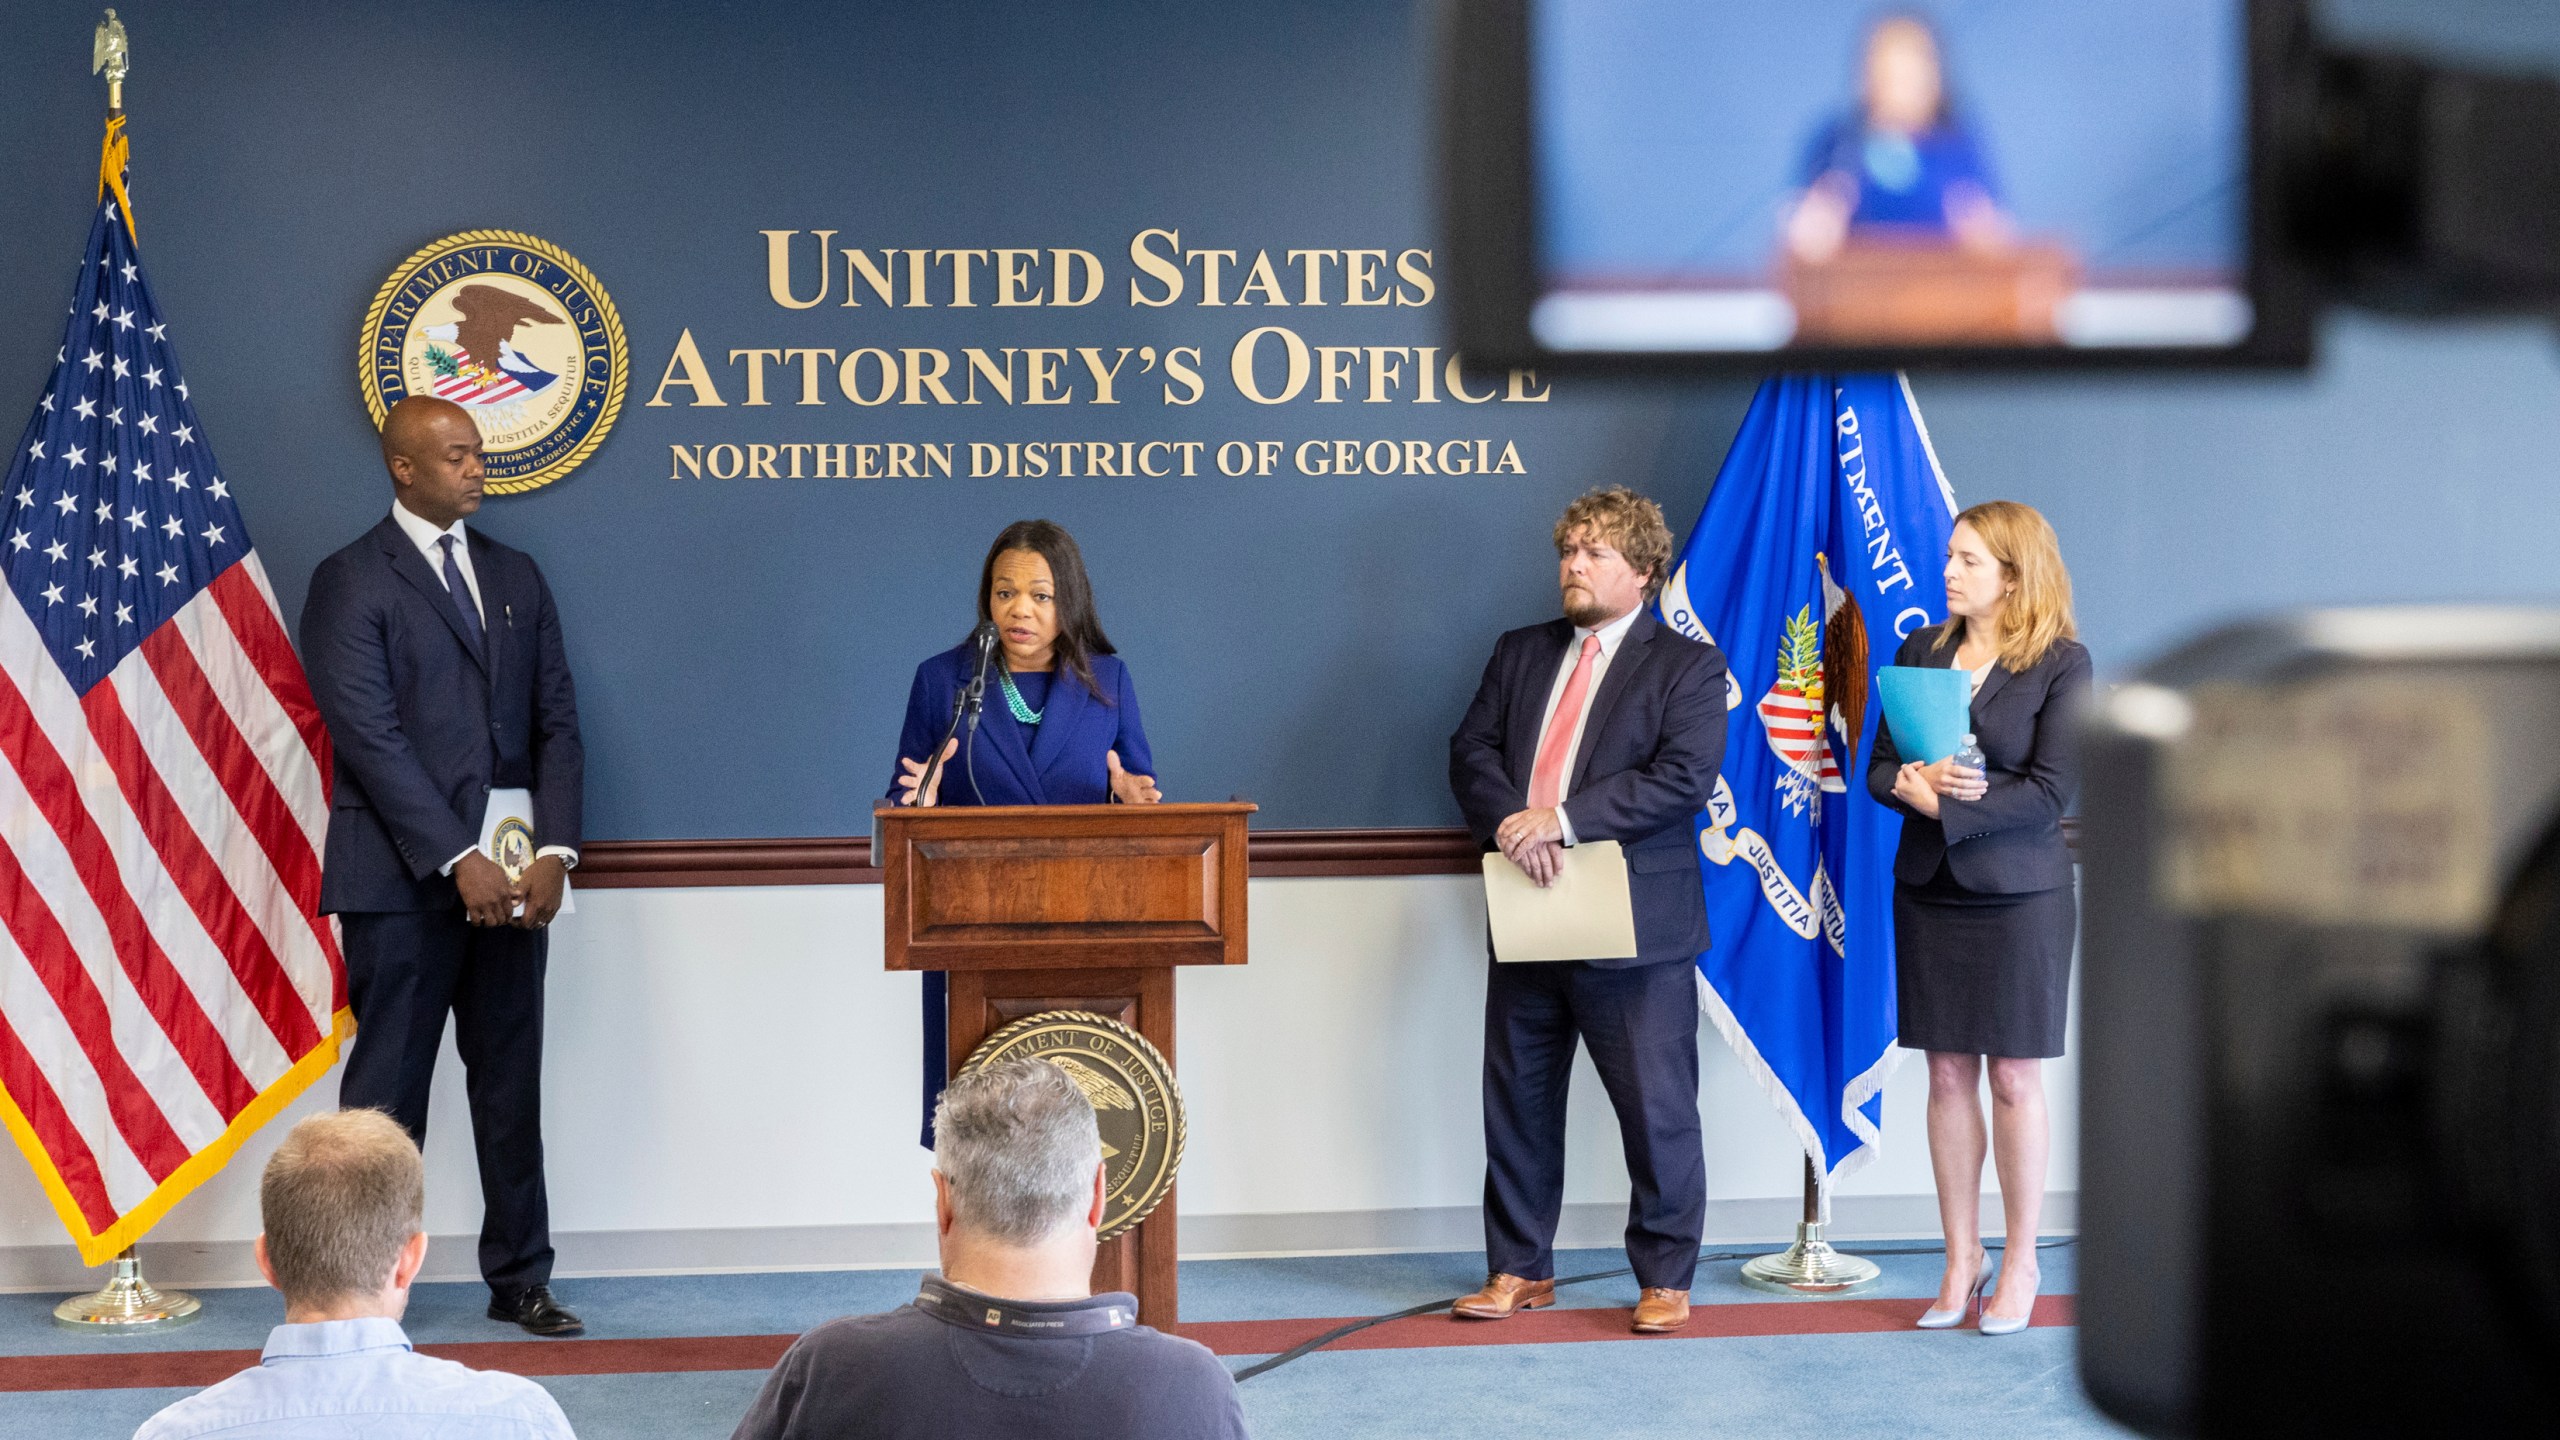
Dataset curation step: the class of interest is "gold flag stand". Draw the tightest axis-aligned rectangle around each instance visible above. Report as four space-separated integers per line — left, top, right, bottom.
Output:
55 1247 202 1330
1738 1157 1883 1295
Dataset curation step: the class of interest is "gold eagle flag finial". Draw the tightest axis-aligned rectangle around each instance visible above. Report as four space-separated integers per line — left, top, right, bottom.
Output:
93 9 130 114
91 8 135 240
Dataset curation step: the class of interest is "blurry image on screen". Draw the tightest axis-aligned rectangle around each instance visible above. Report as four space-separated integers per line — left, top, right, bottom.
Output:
1783 15 2012 265
1530 0 2251 353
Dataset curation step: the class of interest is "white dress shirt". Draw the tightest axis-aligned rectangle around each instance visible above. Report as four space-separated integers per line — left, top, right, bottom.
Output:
390 500 480 622
388 502 575 877
1528 604 1642 846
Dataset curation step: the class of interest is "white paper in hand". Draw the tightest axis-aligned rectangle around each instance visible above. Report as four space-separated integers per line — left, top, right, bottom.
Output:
478 788 574 919
1481 840 1638 963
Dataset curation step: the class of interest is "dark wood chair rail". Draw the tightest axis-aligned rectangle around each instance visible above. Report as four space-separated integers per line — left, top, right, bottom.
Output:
575 821 2078 888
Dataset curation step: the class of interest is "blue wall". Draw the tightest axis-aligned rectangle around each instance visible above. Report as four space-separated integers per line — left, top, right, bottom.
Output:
4 0 2557 839
0 0 1751 836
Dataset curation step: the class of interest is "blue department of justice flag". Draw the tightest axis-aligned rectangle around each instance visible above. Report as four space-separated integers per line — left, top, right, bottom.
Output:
1657 374 1956 1193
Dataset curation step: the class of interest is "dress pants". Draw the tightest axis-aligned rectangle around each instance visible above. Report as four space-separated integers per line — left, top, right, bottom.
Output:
338 909 553 1301
1482 956 1705 1290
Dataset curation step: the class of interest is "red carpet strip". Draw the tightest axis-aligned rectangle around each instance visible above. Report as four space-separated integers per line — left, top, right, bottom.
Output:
0 1295 2075 1393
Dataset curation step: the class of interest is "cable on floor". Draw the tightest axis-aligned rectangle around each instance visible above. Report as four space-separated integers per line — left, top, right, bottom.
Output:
1227 1236 2076 1383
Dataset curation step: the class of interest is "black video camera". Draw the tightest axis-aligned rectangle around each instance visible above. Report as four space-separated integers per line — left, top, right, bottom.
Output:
2077 608 2560 1433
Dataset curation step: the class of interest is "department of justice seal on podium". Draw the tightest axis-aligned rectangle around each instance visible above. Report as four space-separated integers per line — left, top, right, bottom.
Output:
960 1011 1185 1241
358 230 628 495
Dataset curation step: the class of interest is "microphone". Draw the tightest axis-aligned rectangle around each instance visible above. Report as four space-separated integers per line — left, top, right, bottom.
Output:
959 621 996 804
967 620 999 695
917 622 1001 808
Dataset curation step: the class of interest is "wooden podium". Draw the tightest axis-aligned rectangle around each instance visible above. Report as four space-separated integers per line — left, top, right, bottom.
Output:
1784 239 2079 345
876 801 1253 1327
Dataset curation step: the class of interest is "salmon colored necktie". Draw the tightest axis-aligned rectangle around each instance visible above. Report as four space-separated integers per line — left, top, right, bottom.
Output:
1529 634 1601 809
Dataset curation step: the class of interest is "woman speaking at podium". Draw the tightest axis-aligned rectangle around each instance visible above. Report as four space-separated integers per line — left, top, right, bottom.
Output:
886 519 1161 1138
1783 12 2014 264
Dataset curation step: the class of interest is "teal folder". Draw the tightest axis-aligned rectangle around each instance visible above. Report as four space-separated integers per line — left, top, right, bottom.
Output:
1876 665 1972 765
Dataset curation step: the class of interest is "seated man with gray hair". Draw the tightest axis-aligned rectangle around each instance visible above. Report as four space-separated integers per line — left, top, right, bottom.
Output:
134 1109 575 1439
732 1058 1248 1440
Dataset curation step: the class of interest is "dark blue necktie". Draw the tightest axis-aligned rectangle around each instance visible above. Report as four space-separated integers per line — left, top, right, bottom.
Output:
438 535 484 650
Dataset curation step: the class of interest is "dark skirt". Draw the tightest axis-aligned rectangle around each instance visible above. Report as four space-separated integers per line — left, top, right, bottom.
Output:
1893 868 2077 1059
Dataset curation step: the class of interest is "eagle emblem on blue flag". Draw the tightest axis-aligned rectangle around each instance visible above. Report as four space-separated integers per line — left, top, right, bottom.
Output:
1757 554 1869 821
1661 374 1956 1193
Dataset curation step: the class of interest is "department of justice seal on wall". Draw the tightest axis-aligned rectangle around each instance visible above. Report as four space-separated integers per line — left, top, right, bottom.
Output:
359 230 628 495
959 1011 1185 1241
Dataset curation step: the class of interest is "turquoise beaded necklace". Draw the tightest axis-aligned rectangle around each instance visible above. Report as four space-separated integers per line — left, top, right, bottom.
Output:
998 668 1043 725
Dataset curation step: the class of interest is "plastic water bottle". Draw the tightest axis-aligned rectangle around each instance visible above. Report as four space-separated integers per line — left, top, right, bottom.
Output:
1953 733 1986 774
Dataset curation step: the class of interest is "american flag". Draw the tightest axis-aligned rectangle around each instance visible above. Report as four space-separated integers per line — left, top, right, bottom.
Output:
0 119 345 1264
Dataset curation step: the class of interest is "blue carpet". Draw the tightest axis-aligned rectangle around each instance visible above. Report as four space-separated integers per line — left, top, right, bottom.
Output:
1233 1330 2125 1440
1 1243 2124 1439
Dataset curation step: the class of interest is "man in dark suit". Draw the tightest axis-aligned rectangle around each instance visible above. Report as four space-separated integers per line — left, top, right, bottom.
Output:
300 396 585 1336
1448 486 1728 1335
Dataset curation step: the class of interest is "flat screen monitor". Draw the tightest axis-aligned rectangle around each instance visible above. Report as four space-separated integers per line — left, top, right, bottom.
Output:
1442 0 2313 370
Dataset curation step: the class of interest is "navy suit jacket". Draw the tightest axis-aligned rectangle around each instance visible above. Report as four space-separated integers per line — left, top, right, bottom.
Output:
1449 608 1729 968
300 516 583 914
886 645 1154 806
1865 629 2090 894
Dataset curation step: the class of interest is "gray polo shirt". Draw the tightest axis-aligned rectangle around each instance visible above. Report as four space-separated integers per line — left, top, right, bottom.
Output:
730 1276 1249 1440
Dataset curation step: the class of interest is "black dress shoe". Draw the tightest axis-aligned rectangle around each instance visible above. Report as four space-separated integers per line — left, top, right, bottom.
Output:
488 1285 584 1336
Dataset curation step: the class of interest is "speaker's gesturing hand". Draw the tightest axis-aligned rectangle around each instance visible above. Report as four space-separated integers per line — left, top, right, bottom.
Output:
1107 749 1161 804
896 739 959 807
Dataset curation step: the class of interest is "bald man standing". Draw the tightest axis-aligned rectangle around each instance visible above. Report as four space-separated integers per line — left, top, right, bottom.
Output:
300 396 585 1336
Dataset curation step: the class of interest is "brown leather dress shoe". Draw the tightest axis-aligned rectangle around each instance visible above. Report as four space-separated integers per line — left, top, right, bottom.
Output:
1452 1273 1557 1320
1630 1287 1692 1333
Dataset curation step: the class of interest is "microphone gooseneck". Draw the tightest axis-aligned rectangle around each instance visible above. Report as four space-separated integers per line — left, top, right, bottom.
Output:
917 623 1001 808
962 623 994 806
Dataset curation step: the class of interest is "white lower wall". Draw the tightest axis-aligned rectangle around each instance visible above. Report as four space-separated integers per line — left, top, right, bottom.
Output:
0 875 2078 1284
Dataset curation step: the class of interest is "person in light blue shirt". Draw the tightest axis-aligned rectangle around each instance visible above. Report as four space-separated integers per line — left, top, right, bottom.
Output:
133 1109 575 1440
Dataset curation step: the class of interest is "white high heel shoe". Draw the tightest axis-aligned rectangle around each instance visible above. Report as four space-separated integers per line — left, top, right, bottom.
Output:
1916 1249 1990 1329
1979 1267 2040 1336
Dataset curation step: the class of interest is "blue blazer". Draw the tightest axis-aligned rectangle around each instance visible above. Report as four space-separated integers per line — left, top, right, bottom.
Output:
300 516 583 914
885 645 1154 806
1865 629 2090 894
1449 607 1729 968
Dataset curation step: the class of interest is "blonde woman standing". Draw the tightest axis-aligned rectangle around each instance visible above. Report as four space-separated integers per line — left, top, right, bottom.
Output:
1866 500 2090 1337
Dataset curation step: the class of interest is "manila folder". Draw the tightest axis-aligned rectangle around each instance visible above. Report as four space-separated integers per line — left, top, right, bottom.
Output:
1482 840 1639 963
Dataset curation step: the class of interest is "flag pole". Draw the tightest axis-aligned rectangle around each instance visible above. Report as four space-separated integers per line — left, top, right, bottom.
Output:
51 8 203 1335
1738 1155 1882 1295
